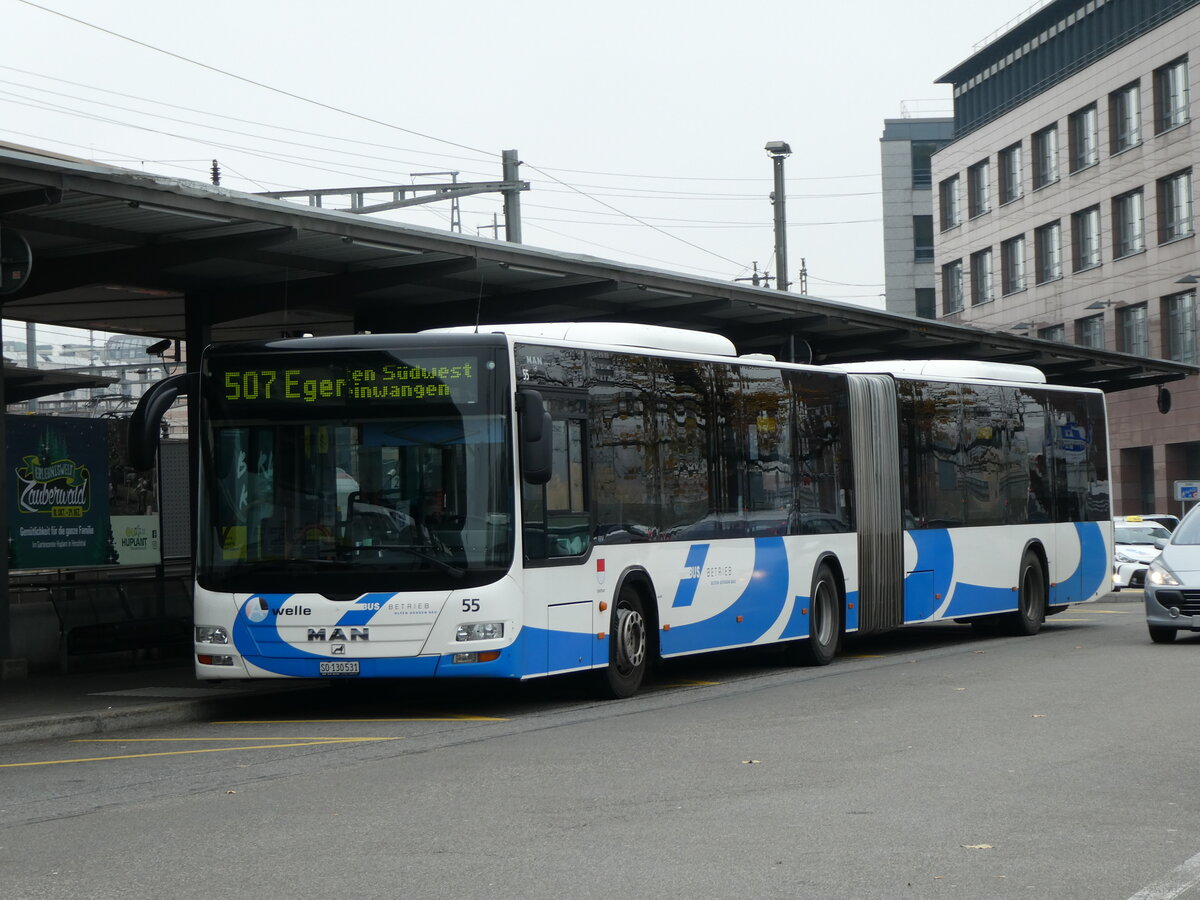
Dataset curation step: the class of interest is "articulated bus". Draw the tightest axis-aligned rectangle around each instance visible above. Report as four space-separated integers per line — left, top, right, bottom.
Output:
130 322 1112 697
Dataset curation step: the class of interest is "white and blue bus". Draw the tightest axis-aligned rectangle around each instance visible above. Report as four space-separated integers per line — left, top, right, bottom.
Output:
130 322 1113 697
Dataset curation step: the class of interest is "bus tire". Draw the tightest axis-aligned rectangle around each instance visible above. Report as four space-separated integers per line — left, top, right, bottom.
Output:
1000 550 1046 636
594 584 648 699
784 563 841 666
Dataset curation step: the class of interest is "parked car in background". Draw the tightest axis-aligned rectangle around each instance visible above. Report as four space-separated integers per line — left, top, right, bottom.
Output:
1133 513 1180 533
1112 518 1172 591
1145 506 1200 643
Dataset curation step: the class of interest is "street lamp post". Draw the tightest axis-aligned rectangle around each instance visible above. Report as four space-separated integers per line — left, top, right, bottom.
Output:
765 141 792 292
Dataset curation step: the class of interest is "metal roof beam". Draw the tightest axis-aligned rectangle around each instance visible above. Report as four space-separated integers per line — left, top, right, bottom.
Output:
3 227 299 298
0 186 62 214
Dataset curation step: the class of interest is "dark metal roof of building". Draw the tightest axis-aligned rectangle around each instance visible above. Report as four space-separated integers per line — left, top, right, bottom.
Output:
2 362 116 403
0 142 1193 393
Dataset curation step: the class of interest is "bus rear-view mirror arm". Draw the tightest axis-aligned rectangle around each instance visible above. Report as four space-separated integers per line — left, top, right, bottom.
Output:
128 372 199 470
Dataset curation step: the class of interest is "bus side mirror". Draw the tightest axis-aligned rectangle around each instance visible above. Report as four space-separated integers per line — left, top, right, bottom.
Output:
128 372 197 470
517 389 552 485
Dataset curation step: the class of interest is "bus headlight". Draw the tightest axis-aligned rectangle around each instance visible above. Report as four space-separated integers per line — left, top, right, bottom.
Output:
456 622 504 642
195 625 230 644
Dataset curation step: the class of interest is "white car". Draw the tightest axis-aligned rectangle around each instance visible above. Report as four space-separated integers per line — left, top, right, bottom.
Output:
1112 520 1172 591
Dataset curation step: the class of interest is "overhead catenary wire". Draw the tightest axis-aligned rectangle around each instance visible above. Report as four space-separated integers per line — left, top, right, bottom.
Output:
9 2 889 298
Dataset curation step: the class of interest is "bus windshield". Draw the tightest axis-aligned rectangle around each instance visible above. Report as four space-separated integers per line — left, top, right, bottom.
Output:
198 345 513 593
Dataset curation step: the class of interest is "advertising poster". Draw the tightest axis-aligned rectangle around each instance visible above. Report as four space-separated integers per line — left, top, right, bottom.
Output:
8 416 113 569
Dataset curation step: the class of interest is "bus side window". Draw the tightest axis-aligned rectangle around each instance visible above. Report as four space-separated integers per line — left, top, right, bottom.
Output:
523 400 589 561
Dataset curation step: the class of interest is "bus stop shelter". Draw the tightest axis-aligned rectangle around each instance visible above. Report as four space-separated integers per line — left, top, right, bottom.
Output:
0 141 1194 668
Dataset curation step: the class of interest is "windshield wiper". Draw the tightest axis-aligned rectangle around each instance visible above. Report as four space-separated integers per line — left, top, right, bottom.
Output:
350 544 465 578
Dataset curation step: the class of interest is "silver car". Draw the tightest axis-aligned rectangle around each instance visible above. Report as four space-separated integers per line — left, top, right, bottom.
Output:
1145 507 1200 643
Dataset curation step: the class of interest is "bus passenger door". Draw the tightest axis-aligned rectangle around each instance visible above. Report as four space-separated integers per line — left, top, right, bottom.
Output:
520 391 595 673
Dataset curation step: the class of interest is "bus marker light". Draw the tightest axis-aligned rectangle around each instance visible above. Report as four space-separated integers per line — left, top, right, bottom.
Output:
598 632 606 640
736 615 743 623
197 654 234 666
478 651 500 662
801 608 808 615
848 603 855 610
663 624 671 630
599 602 608 612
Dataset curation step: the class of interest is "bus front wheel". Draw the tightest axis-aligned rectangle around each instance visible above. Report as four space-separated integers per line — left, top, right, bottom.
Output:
595 585 648 699
784 564 842 666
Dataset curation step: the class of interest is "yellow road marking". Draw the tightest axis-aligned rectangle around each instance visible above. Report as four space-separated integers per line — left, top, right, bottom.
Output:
0 737 402 768
212 716 506 724
73 737 387 742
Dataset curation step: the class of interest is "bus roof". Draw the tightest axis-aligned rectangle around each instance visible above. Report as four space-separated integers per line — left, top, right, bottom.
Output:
423 322 738 358
827 359 1047 384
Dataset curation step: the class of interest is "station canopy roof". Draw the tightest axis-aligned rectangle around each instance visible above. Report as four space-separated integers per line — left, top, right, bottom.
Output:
0 142 1192 393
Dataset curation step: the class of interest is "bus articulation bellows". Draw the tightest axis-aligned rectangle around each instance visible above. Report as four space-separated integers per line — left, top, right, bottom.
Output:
130 322 1113 698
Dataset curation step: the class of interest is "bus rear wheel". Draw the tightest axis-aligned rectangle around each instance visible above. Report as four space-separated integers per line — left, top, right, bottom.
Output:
784 564 841 666
594 585 648 699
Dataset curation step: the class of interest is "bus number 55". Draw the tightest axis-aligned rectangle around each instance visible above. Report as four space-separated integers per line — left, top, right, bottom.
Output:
461 599 480 612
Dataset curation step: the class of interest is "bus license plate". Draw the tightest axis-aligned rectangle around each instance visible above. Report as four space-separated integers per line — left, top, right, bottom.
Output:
319 661 360 676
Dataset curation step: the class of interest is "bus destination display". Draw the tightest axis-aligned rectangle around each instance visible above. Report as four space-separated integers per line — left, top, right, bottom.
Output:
210 355 480 410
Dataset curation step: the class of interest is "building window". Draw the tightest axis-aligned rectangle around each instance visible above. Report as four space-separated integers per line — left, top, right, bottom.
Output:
939 175 961 230
1034 221 1062 283
1077 314 1104 349
970 248 993 305
913 215 934 261
1119 303 1150 356
1165 290 1197 364
1001 235 1025 295
915 288 936 319
1033 125 1059 189
1038 324 1066 343
968 160 990 218
942 260 963 314
1112 190 1145 258
1110 82 1141 153
1155 56 1190 133
1069 104 1098 172
1072 206 1101 271
911 141 940 188
998 143 1022 204
1159 169 1193 242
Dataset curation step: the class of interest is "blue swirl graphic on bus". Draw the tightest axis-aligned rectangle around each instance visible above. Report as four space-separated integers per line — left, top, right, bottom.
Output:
672 544 710 607
662 537 789 655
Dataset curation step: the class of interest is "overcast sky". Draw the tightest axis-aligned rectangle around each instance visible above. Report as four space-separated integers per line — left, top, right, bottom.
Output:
1 0 1045 338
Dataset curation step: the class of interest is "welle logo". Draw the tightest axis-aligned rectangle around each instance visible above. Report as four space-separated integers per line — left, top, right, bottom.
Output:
15 454 91 515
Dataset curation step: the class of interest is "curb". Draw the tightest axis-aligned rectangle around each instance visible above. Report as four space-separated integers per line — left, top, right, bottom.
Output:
0 683 328 748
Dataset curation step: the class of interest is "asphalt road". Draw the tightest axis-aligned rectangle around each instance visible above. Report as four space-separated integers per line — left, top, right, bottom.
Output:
2 597 1197 900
